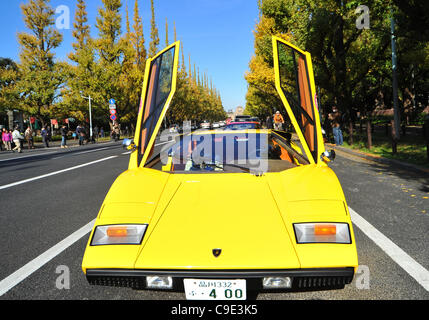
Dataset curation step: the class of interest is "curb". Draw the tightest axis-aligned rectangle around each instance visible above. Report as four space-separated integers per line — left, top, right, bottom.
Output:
325 143 429 174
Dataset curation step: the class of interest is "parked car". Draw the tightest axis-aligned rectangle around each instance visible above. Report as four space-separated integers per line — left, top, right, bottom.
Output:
200 121 211 129
82 38 357 300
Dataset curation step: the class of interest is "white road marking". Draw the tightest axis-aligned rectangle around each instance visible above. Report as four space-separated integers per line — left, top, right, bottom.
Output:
0 220 96 297
156 140 175 146
0 156 118 191
349 207 429 292
52 147 112 160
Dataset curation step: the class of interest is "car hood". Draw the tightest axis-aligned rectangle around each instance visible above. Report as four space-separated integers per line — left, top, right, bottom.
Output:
134 173 301 269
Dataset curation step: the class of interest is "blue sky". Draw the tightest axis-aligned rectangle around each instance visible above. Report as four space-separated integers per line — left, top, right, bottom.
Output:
0 0 260 112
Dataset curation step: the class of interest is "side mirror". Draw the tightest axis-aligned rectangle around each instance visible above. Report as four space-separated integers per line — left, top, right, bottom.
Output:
122 138 137 151
321 150 336 163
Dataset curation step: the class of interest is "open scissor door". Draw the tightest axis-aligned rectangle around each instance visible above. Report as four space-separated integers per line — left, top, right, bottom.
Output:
272 36 325 164
131 41 180 168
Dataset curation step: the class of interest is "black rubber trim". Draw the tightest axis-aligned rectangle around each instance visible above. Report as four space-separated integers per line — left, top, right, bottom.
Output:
86 267 355 293
87 267 353 278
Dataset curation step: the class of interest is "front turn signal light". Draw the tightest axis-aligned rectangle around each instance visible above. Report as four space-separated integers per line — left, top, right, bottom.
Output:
294 223 351 244
91 224 148 246
314 224 337 236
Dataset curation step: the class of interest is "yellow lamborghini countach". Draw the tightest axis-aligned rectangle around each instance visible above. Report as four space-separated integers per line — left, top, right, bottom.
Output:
82 37 358 300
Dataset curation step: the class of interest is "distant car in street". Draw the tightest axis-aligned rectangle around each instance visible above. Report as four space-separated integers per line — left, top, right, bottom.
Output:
225 122 261 130
169 125 178 133
234 115 252 122
200 121 211 129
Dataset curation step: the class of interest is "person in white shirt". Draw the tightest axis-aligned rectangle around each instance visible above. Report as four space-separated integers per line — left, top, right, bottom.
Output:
12 126 24 153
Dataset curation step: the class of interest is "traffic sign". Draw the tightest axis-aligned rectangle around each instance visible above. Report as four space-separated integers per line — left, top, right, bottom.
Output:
110 114 117 121
109 104 117 110
109 99 116 105
109 109 117 115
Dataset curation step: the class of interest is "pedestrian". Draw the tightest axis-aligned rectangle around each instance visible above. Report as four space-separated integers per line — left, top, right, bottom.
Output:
76 125 83 146
12 126 24 153
328 106 343 146
60 125 68 148
266 116 273 129
93 126 99 142
41 127 50 148
273 111 285 131
0 128 3 151
25 127 35 150
100 127 104 138
3 129 12 151
78 125 86 146
113 122 120 142
47 125 52 143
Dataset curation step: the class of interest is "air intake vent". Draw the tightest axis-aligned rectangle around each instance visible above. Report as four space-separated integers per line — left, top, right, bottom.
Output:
87 276 143 289
295 275 353 290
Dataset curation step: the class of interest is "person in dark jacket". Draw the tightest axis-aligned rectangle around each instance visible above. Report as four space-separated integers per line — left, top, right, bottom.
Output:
61 125 68 148
41 127 49 148
266 116 273 129
76 125 85 146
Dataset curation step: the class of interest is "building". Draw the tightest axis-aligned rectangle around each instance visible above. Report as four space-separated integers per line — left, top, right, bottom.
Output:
0 110 24 131
226 106 245 120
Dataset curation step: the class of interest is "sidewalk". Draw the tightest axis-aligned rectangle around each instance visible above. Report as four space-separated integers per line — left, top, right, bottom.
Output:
326 143 429 174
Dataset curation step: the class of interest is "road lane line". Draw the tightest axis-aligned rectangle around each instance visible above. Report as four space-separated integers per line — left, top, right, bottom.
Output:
52 147 112 160
0 219 96 297
349 207 429 292
156 141 175 147
0 156 118 191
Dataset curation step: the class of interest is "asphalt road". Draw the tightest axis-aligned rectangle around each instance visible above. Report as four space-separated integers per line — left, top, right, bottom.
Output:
0 139 428 301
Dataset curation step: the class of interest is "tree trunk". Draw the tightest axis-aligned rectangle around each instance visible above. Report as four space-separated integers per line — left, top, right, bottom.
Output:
348 121 354 145
366 119 372 150
391 120 398 154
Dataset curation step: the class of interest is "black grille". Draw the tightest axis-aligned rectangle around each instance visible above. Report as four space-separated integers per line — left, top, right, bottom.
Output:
87 276 144 289
294 275 353 290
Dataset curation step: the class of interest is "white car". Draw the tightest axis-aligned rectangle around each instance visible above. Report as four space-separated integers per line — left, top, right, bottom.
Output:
169 125 178 133
200 122 211 129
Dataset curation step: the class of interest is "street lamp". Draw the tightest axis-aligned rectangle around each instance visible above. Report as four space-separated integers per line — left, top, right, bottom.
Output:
81 95 93 140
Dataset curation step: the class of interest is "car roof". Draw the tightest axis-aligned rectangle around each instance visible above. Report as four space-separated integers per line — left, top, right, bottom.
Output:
227 122 259 125
190 129 270 135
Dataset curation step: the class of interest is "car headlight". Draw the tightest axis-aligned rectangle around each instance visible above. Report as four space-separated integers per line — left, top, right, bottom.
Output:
91 224 148 246
293 223 351 244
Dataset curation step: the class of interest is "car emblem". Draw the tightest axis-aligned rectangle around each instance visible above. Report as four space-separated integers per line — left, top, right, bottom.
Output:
212 249 222 258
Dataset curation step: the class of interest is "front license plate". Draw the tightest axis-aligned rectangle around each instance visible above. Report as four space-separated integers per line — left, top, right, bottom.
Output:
184 279 246 300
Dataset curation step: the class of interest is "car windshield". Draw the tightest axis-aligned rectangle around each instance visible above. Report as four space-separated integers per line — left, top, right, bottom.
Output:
156 131 307 174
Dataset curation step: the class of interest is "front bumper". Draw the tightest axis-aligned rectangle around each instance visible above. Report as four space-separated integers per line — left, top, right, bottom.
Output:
86 268 355 293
